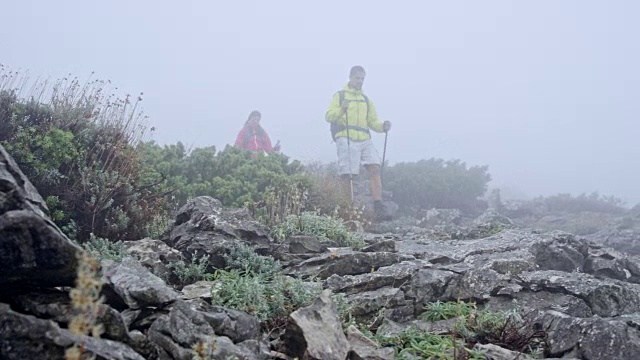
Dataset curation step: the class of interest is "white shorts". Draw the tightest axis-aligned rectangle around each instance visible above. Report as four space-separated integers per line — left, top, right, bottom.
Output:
336 138 381 175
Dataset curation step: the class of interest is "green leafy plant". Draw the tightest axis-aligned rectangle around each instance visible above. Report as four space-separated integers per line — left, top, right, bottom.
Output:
271 212 365 249
211 269 322 324
421 300 476 321
383 158 491 215
167 251 214 285
368 302 548 359
223 243 282 278
82 234 128 262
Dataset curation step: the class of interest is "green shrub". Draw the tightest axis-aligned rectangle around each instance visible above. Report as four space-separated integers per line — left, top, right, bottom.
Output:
383 158 491 215
212 247 353 328
167 251 214 286
271 212 365 249
536 192 626 214
223 243 281 278
0 69 167 242
82 234 128 262
420 300 476 321
211 269 322 323
369 302 548 359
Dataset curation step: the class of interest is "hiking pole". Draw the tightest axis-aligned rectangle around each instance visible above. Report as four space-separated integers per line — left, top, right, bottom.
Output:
345 110 354 204
381 130 388 187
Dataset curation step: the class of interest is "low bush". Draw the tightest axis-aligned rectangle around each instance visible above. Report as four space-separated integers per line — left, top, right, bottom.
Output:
536 192 626 214
223 243 282 278
167 251 214 286
383 158 491 215
210 244 352 329
82 234 128 262
270 212 365 249
368 301 548 359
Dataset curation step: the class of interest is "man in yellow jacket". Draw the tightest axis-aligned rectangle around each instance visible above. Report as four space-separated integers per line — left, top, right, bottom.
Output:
325 65 392 220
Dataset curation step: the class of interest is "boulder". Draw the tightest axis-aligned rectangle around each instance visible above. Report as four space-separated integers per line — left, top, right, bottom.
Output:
346 325 394 360
0 303 144 360
148 300 264 360
167 196 273 269
123 238 183 282
283 289 349 360
103 258 180 309
289 250 413 279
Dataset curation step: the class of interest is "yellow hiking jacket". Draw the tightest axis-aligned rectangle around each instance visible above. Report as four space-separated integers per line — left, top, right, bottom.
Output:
325 84 384 142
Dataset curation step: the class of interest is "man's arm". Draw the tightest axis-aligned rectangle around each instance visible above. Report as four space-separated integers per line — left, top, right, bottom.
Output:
325 92 346 124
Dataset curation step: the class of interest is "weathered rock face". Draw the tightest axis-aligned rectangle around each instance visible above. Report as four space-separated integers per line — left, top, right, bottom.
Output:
148 300 266 360
587 213 640 255
283 289 350 360
416 208 463 229
0 303 145 360
124 238 184 283
0 144 80 289
346 325 394 360
288 249 414 280
166 196 273 268
103 258 181 310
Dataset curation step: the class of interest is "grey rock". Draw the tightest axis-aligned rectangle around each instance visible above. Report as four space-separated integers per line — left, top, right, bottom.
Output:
520 270 640 317
148 300 260 360
104 257 180 309
587 214 640 255
0 210 80 289
167 196 273 269
474 344 534 360
12 289 73 324
0 144 48 217
346 325 394 360
200 304 261 343
0 303 144 360
537 310 640 359
0 144 80 289
123 238 183 282
360 239 397 253
289 250 413 279
347 287 413 322
283 289 349 360
416 208 463 228
180 280 216 300
324 260 430 295
286 235 328 254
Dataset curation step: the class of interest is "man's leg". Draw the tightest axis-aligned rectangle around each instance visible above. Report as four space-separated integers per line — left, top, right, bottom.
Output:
336 138 360 203
361 140 389 221
365 164 383 202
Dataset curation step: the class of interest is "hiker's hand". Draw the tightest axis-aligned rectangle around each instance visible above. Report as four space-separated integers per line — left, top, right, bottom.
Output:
340 99 350 112
383 121 392 132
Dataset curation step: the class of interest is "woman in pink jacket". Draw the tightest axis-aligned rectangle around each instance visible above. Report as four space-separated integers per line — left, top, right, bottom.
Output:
234 110 280 155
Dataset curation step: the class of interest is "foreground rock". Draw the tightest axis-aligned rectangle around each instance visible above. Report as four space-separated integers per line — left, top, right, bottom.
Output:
283 290 349 360
0 304 144 360
148 300 267 360
104 258 181 309
0 144 80 289
123 238 184 282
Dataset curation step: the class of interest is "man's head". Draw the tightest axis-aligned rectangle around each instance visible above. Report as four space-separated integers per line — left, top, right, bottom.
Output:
348 65 366 90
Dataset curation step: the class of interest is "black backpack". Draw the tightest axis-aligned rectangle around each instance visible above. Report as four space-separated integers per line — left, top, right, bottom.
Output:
330 90 370 141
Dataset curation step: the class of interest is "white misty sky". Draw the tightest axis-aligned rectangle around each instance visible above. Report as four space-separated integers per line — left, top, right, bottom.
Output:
1 1 639 204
